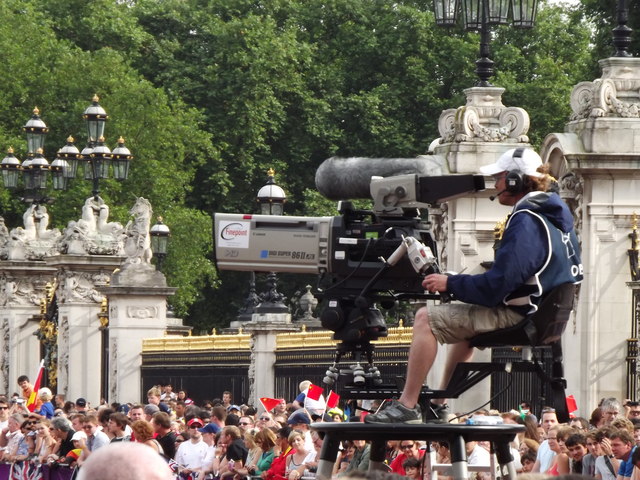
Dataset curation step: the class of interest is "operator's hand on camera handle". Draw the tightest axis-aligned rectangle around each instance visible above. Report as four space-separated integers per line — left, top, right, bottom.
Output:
423 273 452 303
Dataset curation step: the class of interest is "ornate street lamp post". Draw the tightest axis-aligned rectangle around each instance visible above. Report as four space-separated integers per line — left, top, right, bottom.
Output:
254 169 289 314
613 0 632 57
0 96 133 204
434 0 538 86
150 217 171 272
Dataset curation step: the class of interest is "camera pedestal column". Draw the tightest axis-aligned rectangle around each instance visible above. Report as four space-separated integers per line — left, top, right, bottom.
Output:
244 313 298 407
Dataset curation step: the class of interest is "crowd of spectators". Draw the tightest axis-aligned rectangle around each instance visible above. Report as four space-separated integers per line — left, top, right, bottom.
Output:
3 376 640 480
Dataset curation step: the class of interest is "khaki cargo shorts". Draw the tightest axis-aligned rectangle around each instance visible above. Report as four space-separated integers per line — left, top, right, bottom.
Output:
429 303 525 344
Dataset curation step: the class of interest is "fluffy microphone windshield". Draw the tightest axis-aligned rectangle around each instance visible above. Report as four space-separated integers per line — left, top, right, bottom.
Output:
315 156 445 200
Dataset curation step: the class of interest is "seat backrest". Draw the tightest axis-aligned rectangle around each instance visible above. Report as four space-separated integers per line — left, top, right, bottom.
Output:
469 283 576 348
529 283 576 344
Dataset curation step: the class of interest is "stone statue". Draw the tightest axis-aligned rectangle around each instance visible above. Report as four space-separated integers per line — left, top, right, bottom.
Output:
58 196 125 255
7 205 61 260
123 197 153 265
111 197 166 287
0 217 8 259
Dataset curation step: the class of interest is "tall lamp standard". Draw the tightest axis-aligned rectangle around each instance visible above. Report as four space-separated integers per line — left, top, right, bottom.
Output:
0 96 133 203
613 0 632 57
254 169 289 314
150 217 171 272
433 0 538 86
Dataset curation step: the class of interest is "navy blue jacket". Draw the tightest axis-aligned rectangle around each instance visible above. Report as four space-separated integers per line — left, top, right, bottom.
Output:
447 191 582 313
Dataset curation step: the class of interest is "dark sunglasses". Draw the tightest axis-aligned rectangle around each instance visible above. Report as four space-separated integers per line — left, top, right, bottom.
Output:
400 444 415 450
27 421 38 425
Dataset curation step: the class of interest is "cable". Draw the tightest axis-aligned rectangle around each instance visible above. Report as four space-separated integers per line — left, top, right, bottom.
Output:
446 371 514 423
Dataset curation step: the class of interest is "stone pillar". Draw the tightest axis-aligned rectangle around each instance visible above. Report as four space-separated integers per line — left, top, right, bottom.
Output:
45 255 123 404
100 264 176 403
243 312 298 406
0 262 54 394
428 86 532 414
540 57 640 411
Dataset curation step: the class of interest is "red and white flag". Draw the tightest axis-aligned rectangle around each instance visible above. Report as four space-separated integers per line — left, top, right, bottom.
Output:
25 360 44 413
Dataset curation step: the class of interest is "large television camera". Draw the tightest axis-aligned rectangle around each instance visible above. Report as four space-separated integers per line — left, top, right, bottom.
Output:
215 172 484 347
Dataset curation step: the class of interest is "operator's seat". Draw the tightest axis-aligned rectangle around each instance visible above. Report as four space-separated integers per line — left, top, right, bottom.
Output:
444 283 577 422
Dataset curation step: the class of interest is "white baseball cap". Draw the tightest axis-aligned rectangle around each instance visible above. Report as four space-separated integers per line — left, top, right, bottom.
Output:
480 148 543 177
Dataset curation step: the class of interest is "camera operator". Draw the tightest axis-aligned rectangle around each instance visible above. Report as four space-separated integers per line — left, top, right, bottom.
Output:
365 148 583 424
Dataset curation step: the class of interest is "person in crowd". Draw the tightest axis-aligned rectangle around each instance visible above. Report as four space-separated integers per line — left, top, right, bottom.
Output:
218 425 249 478
568 417 588 432
601 398 622 425
175 401 187 423
594 426 619 480
108 412 131 442
148 387 171 414
77 442 174 480
75 398 88 413
624 400 640 421
48 416 76 460
222 391 233 409
364 148 582 424
132 419 164 454
544 425 570 476
565 432 588 474
239 415 255 433
582 430 600 477
233 429 262 479
251 427 277 476
61 431 86 467
34 387 55 419
340 439 370 476
285 430 317 480
175 418 208 476
17 375 38 408
177 390 194 406
333 441 355 477
34 418 55 461
591 408 606 430
0 413 24 461
287 409 313 452
161 384 178 402
389 440 423 475
257 412 278 430
79 414 110 461
532 407 559 472
70 413 87 432
402 457 422 480
13 418 36 461
521 451 537 473
610 428 636 480
128 404 145 423
261 426 293 480
153 411 177 459
466 440 491 480
0 397 10 432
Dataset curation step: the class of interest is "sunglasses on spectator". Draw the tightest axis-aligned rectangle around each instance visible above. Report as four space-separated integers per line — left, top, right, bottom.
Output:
27 421 38 425
239 422 251 426
0 407 8 410
260 417 270 421
400 444 415 450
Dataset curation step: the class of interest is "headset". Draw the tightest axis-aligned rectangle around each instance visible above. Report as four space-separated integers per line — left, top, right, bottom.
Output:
504 147 532 194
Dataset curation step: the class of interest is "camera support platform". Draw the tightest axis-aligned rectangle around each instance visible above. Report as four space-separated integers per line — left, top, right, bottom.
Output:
311 422 524 480
327 283 576 423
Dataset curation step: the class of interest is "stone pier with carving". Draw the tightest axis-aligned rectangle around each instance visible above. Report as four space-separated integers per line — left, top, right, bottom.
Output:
540 56 640 408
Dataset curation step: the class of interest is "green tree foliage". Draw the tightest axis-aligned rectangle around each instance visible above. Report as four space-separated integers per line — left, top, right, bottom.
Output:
0 0 220 318
581 0 640 76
